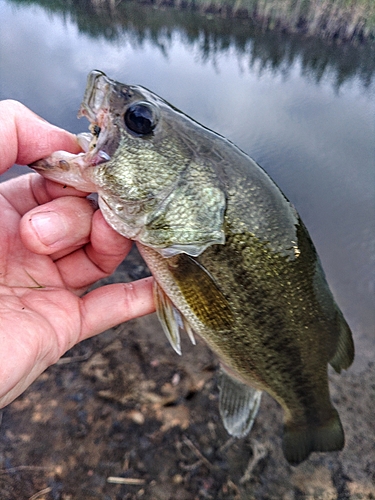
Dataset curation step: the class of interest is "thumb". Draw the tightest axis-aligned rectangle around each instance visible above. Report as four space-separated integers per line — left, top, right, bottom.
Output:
20 196 94 254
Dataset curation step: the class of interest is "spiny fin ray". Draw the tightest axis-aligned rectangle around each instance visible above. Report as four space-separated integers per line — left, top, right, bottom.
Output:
218 367 262 438
153 281 196 355
166 253 234 331
329 311 354 373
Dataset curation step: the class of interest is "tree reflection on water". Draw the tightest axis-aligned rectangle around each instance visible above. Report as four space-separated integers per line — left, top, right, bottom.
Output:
8 0 375 90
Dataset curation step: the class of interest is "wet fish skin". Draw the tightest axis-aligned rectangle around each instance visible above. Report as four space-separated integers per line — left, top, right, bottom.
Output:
137 220 352 465
30 71 354 465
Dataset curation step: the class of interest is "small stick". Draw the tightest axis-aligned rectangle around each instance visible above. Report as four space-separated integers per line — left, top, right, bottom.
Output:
240 440 268 484
179 459 203 471
56 350 92 365
0 466 53 474
107 477 145 485
24 270 45 289
226 479 241 500
29 487 52 500
219 436 236 453
182 437 217 471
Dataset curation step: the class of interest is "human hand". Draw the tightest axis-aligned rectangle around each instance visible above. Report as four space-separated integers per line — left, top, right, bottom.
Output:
0 100 155 408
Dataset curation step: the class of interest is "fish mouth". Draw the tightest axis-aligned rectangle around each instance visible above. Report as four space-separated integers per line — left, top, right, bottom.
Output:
76 70 117 161
78 70 111 126
30 71 118 189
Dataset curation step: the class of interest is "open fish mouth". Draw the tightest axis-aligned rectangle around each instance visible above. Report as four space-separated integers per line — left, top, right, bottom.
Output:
30 71 118 190
77 70 113 160
78 70 111 123
76 70 115 164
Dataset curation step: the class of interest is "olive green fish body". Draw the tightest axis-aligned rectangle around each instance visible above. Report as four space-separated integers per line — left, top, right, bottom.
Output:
137 162 353 464
30 71 354 465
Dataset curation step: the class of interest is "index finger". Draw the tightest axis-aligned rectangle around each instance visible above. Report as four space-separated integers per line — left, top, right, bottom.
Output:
0 100 81 174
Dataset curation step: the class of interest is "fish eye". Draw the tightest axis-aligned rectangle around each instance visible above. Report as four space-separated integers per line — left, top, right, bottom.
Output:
124 102 158 136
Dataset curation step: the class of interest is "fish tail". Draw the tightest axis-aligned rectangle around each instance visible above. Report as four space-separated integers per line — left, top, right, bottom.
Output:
282 408 345 465
329 311 354 373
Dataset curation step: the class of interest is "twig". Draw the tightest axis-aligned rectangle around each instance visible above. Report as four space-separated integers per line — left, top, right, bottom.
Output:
182 436 217 471
219 436 236 453
179 459 203 471
0 466 53 474
29 487 52 500
107 477 145 485
240 440 268 484
226 479 241 500
24 270 45 289
56 349 93 365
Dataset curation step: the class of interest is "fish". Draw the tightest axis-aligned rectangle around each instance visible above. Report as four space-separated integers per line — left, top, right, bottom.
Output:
30 70 354 465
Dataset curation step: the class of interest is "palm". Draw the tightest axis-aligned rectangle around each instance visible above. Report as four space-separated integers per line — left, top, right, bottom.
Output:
0 183 81 403
1 189 71 294
0 174 153 407
0 186 81 350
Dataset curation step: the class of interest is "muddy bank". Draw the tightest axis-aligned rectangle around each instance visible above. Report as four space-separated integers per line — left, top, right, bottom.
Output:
0 250 374 499
1 310 374 499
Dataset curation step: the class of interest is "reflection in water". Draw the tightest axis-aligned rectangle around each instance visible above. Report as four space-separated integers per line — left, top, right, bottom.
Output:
8 0 375 42
8 0 375 90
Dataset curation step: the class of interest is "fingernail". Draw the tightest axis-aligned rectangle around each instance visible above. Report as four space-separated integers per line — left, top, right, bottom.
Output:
30 211 68 246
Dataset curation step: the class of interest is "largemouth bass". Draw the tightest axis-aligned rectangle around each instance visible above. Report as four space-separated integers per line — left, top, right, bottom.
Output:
31 70 354 465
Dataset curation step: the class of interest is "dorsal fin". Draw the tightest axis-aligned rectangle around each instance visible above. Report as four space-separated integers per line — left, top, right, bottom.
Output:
329 311 355 373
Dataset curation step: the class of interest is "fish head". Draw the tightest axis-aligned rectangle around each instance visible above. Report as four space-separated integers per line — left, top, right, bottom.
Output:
31 70 226 255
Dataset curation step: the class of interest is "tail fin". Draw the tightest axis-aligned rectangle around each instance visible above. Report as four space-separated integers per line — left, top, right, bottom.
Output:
282 408 345 465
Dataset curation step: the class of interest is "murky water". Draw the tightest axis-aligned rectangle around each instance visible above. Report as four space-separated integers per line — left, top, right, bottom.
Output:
0 0 374 371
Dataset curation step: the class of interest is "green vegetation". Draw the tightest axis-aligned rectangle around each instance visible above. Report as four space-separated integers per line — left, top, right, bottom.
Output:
10 0 375 41
151 0 375 41
96 0 374 41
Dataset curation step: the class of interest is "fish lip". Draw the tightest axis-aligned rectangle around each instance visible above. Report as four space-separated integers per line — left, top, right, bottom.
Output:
29 151 99 192
30 71 117 191
77 70 120 165
78 70 112 123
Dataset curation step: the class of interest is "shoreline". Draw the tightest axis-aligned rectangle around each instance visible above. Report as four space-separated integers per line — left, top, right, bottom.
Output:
130 0 375 43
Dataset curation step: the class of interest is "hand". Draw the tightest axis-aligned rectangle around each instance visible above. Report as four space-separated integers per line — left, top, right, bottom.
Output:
0 100 155 408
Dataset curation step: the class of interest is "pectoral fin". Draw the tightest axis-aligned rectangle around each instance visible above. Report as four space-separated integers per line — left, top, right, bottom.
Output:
218 367 262 438
166 254 234 331
154 281 196 355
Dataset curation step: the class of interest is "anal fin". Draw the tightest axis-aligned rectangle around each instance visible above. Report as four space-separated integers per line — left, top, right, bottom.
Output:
218 367 262 438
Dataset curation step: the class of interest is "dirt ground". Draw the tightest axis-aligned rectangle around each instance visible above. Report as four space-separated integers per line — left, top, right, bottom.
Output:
0 248 374 500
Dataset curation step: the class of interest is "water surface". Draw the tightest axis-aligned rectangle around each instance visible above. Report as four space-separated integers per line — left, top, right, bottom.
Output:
0 0 374 370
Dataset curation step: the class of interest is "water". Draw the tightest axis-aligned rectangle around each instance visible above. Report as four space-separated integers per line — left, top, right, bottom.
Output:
0 0 374 370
